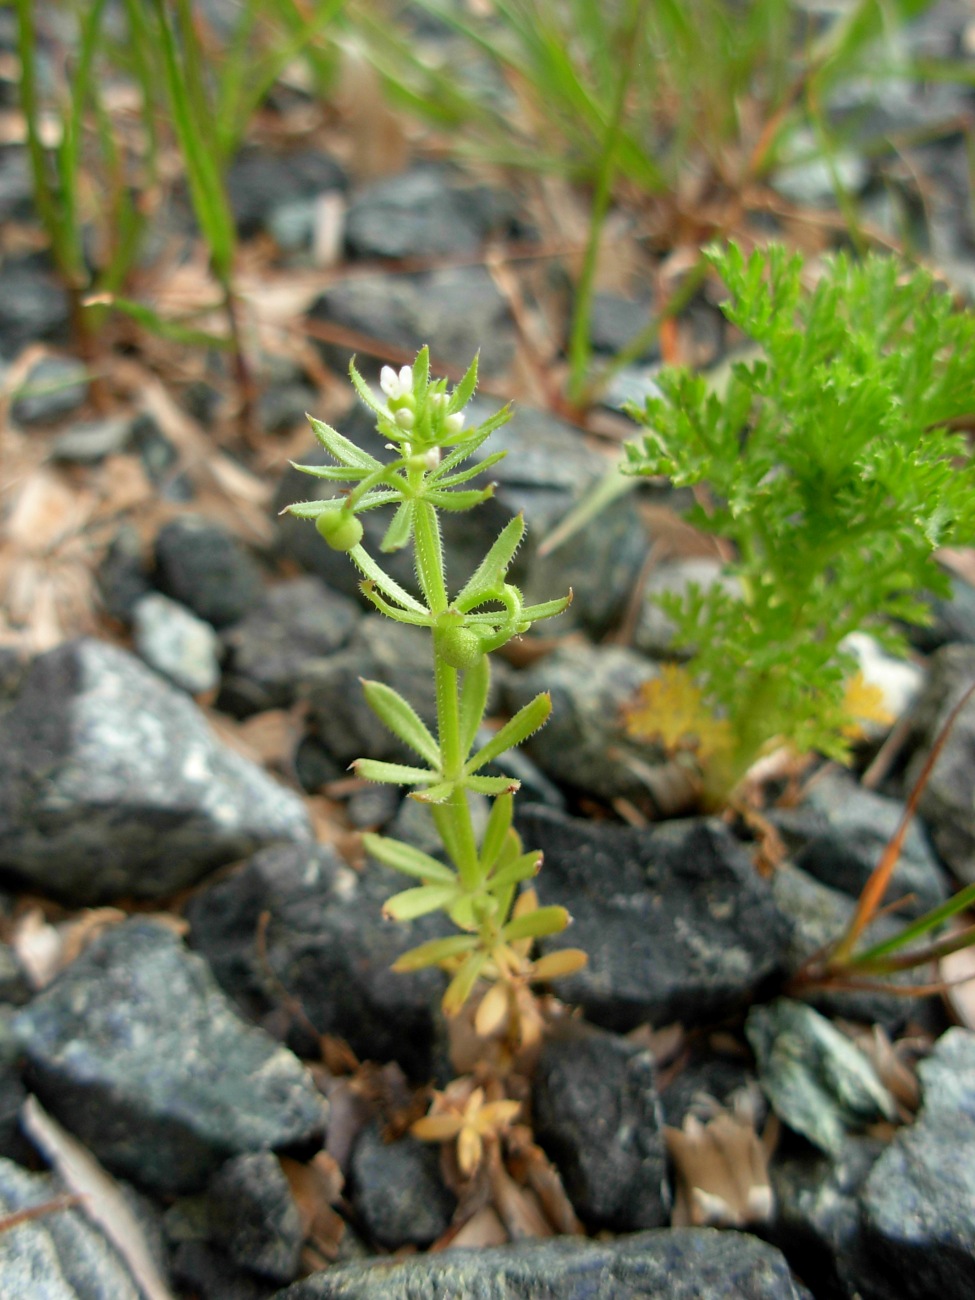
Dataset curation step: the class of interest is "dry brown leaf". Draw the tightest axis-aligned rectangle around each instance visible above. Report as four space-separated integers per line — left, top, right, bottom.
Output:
505 1126 584 1237
844 1024 923 1115
665 1107 774 1229
21 1096 176 1300
487 1150 553 1241
279 1152 346 1262
443 1204 509 1249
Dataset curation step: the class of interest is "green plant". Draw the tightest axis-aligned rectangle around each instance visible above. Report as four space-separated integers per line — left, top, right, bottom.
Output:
349 0 938 405
622 242 975 807
286 348 586 1019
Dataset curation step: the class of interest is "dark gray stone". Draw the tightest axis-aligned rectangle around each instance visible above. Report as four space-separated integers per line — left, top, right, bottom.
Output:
858 1028 975 1300
515 806 793 1030
345 166 514 259
208 1152 304 1284
907 644 975 881
133 592 222 695
746 1000 894 1157
349 1121 455 1248
49 416 131 463
298 616 439 767
226 148 346 238
272 1227 810 1299
0 258 70 355
658 1053 765 1131
13 918 328 1194
220 576 359 716
504 643 660 802
771 767 947 917
259 382 319 435
588 292 658 360
0 1158 143 1299
11 355 88 425
532 1021 669 1231
770 1138 887 1300
155 514 264 629
96 525 153 623
769 862 922 1033
186 840 449 1078
908 572 975 650
172 1241 272 1300
0 638 311 901
309 265 515 377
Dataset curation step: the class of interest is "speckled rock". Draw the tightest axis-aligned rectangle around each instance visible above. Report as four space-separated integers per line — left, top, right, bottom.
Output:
155 514 264 629
13 918 328 1194
746 1000 894 1157
504 643 661 802
272 1227 811 1299
906 643 975 881
858 1028 975 1300
771 767 947 917
11 355 88 425
0 638 311 901
345 165 514 259
516 806 792 1029
187 840 449 1078
133 592 222 695
220 576 359 716
349 1121 455 1248
207 1152 304 1284
0 1158 143 1299
532 1020 669 1231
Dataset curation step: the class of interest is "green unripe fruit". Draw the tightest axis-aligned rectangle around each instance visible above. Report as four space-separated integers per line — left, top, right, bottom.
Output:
437 623 484 670
316 508 363 552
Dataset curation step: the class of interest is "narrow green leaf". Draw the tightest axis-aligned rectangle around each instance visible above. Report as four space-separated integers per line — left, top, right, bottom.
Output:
448 353 479 413
411 780 457 804
348 358 389 420
466 694 552 773
427 488 494 511
361 832 457 883
413 345 431 403
847 881 975 966
502 905 570 943
442 951 489 1015
392 933 477 972
383 883 461 920
458 653 491 759
488 849 541 892
465 774 521 795
518 594 572 622
288 462 371 482
307 415 383 471
351 549 428 614
413 500 447 611
434 450 506 488
436 428 498 475
361 679 440 765
455 515 525 612
353 758 439 786
380 500 415 552
479 792 514 873
359 581 434 626
283 499 333 519
84 294 232 348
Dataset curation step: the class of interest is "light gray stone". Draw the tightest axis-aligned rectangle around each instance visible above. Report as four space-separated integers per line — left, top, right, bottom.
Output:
133 592 222 695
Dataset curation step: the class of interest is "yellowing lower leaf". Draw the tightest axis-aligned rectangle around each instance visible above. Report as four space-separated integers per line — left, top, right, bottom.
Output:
623 664 732 761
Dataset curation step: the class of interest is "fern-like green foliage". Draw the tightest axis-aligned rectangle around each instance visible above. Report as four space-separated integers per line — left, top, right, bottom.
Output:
624 243 975 803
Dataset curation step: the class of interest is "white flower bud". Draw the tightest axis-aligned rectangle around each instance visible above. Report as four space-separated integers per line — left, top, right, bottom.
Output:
423 447 441 469
445 412 465 435
380 365 414 401
394 407 415 430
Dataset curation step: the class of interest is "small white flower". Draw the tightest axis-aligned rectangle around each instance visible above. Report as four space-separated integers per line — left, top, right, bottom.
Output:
394 407 415 430
423 447 441 470
445 412 465 435
380 365 414 401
